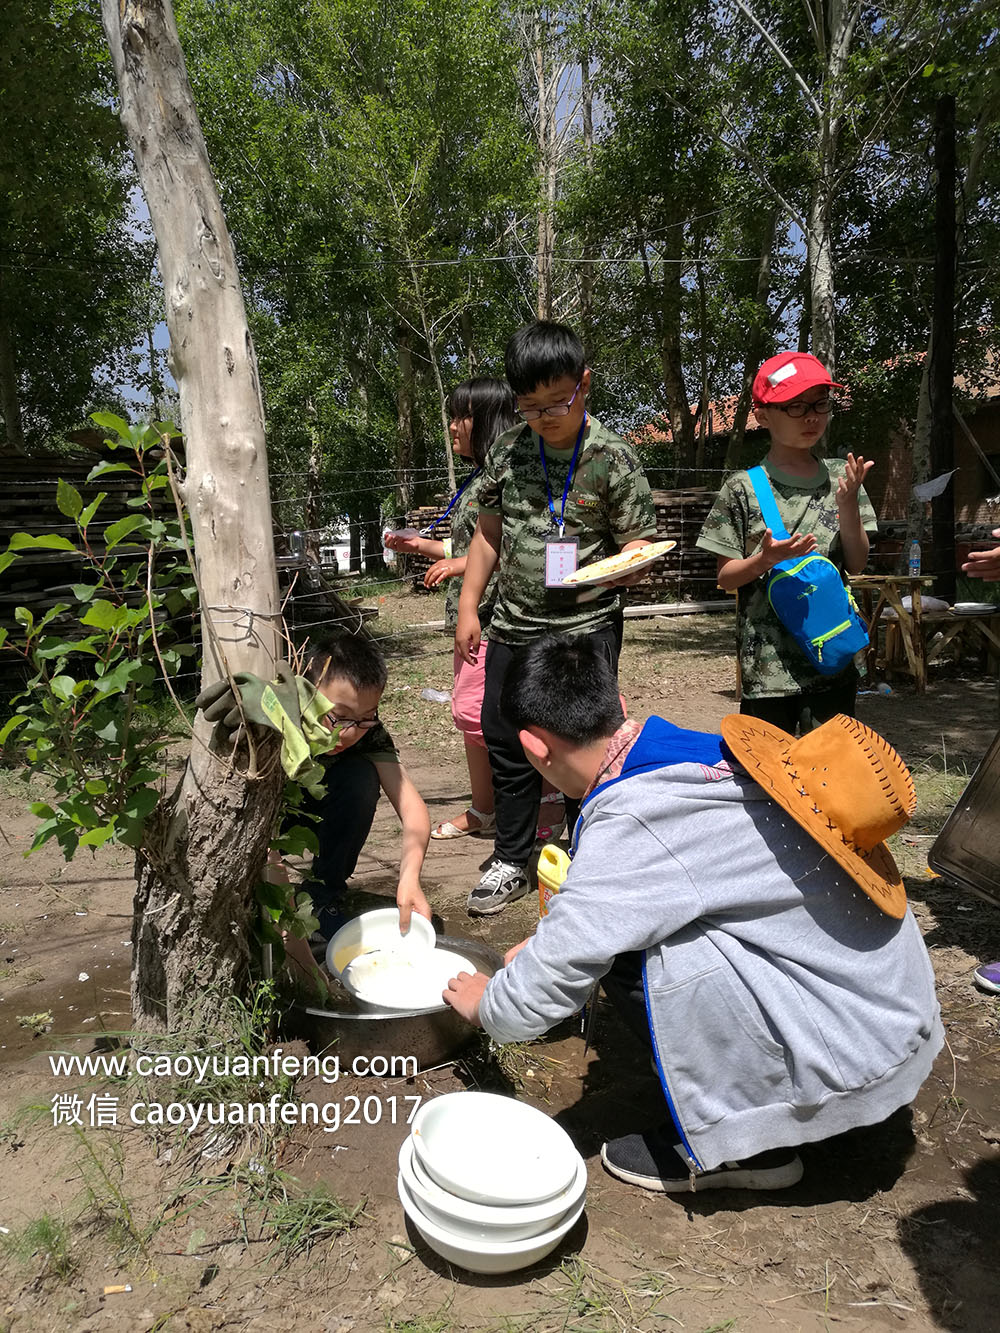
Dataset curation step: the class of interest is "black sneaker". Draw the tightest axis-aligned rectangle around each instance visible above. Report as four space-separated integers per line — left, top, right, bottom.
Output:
467 858 529 916
601 1124 803 1193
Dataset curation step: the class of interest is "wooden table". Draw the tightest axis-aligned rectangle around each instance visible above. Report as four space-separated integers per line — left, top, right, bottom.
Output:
850 575 935 691
851 575 1000 690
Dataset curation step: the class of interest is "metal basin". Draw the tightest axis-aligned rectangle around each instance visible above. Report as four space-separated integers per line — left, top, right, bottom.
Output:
283 935 503 1070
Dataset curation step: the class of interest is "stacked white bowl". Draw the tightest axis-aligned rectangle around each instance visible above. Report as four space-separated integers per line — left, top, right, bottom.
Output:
397 1091 587 1274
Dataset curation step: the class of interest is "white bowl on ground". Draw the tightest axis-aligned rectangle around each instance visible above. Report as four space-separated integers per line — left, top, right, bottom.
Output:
342 944 477 1013
325 909 434 982
397 1136 586 1243
410 1091 581 1205
397 1172 585 1274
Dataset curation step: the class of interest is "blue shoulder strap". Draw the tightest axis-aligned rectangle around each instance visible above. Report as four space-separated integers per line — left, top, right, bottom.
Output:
747 465 790 541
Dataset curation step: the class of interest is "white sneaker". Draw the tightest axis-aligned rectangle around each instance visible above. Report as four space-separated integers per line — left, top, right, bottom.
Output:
466 858 529 916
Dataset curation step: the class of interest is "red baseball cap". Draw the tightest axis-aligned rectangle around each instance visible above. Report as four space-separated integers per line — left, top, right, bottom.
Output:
752 352 844 406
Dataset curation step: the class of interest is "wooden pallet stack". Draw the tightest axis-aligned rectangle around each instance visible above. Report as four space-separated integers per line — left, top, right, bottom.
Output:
1 453 151 648
398 488 724 601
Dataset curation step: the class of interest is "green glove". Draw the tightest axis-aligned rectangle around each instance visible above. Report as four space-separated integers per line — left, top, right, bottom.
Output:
196 664 339 785
196 666 292 735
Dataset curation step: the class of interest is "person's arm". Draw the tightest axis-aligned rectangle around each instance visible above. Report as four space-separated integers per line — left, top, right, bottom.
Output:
715 529 820 591
384 532 446 560
603 537 654 588
962 528 1000 581
448 811 704 1043
268 850 331 997
424 554 468 588
836 453 875 575
603 444 658 586
375 759 431 930
455 514 501 664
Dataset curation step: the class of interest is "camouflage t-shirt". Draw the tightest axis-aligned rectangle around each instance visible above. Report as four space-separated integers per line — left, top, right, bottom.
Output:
477 415 657 644
323 720 399 767
696 454 878 699
442 470 498 633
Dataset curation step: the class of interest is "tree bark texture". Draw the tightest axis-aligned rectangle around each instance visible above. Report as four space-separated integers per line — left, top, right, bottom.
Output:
660 210 694 471
102 0 284 1030
929 93 956 600
0 278 25 454
578 28 595 343
534 12 556 321
805 0 859 373
727 208 778 468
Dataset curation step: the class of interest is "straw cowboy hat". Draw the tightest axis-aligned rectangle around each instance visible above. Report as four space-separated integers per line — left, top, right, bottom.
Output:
720 712 917 919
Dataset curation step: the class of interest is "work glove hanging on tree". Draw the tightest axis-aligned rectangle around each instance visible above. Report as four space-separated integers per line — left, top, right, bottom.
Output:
196 662 338 793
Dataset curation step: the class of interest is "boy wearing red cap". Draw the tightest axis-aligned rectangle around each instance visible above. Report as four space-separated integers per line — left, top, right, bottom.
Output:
697 352 878 733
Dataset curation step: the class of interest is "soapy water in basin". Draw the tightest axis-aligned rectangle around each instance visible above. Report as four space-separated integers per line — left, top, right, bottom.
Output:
342 946 477 1011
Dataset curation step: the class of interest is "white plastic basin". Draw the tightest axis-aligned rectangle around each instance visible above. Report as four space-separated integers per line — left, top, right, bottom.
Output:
410 1091 580 1205
397 1136 586 1243
397 1172 585 1274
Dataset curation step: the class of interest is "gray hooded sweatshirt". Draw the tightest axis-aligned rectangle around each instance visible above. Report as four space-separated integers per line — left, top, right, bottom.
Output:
479 717 943 1171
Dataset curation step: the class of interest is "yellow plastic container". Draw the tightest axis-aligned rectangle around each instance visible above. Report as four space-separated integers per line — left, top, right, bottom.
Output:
537 843 571 918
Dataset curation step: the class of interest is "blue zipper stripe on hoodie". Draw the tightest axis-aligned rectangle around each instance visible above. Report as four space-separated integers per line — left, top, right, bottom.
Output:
575 716 724 1170
641 955 704 1173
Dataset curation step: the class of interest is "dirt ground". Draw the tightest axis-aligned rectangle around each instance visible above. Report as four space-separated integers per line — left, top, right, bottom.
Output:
2 608 1000 1333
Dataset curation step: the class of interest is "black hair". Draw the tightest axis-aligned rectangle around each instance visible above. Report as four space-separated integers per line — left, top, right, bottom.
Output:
501 634 624 744
304 633 387 693
447 377 517 467
504 322 586 396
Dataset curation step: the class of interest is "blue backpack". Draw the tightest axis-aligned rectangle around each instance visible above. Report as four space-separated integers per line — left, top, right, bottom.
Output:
747 466 869 676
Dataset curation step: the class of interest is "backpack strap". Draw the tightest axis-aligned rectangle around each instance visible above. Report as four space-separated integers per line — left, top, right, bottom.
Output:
747 465 790 541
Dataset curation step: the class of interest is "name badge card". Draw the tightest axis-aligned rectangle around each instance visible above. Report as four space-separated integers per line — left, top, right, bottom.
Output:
545 539 579 587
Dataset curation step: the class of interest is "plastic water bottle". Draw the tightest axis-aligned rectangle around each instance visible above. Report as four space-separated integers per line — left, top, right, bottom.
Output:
908 539 921 577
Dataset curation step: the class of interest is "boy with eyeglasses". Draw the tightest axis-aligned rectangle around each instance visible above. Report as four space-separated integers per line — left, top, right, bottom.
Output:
282 634 431 941
456 320 656 915
697 351 878 734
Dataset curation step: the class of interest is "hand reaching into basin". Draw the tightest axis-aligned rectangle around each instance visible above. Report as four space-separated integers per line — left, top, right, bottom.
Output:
443 970 489 1025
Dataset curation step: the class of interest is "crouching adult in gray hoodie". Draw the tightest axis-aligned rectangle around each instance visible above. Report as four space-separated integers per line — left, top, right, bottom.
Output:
443 633 944 1194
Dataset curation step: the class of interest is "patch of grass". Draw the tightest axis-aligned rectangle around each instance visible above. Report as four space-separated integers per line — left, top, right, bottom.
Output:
532 1258 684 1332
126 981 297 1157
0 765 46 802
234 1158 362 1264
386 1316 453 1333
74 1128 152 1261
16 1010 53 1036
461 1031 566 1095
889 762 970 878
265 1181 362 1261
2 1213 77 1281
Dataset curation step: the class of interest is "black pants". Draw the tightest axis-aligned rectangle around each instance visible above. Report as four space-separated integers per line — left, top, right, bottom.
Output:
740 668 858 736
299 751 380 938
481 620 622 867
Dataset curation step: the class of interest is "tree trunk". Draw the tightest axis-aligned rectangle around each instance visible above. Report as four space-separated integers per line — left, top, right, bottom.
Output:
460 309 477 375
726 207 778 468
929 93 956 601
0 279 25 454
906 348 933 571
102 0 284 1031
578 26 595 343
534 11 556 321
660 209 694 471
305 397 322 536
694 253 709 471
806 147 836 370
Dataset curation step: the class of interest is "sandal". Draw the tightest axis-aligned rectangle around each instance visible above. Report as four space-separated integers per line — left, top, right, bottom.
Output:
431 807 496 840
536 791 566 841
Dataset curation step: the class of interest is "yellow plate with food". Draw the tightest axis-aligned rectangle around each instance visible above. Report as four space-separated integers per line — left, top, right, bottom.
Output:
561 539 677 586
